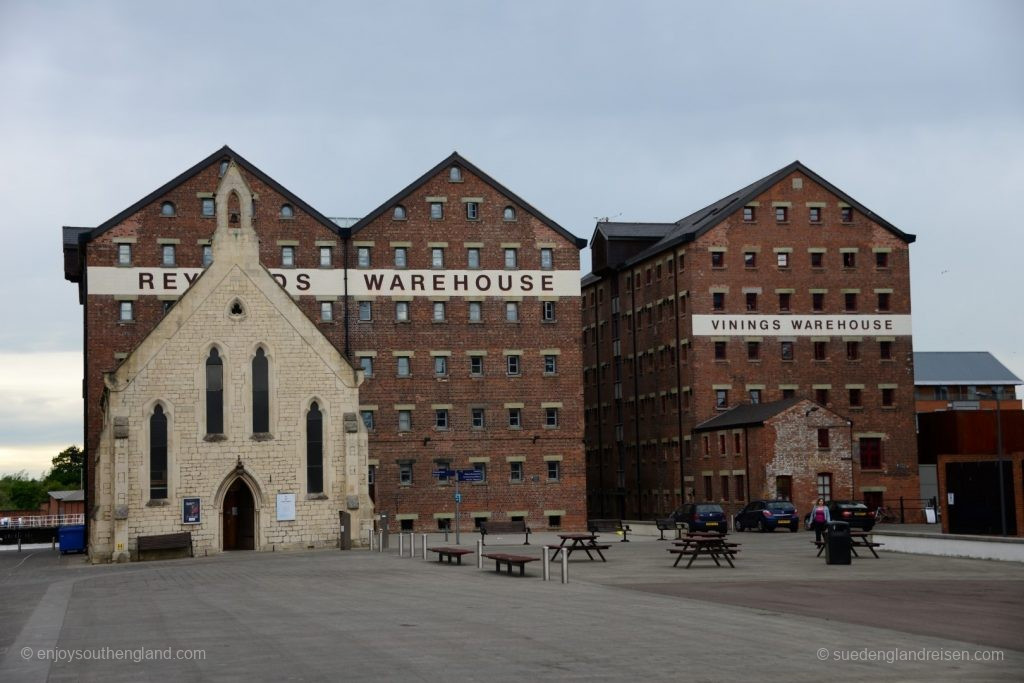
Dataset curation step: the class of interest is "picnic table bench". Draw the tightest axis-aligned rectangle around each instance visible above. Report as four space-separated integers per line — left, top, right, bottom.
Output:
428 547 474 564
481 552 538 576
655 518 682 540
812 532 884 558
668 536 740 568
137 531 193 560
587 519 631 542
479 520 531 545
548 533 611 561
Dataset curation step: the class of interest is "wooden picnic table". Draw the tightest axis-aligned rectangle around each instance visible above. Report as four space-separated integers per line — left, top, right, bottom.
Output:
548 533 611 561
812 530 884 558
669 535 740 568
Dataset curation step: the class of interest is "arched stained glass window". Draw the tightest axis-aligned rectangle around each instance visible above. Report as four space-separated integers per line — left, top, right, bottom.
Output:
150 405 168 499
253 348 269 433
307 402 323 494
206 349 223 434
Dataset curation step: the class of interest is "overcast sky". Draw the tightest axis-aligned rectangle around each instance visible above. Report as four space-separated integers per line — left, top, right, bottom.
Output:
1 0 1022 476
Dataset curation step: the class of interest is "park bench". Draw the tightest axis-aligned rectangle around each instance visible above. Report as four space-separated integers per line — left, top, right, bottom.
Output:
587 518 631 542
655 518 682 540
428 547 474 565
479 520 531 546
481 552 538 576
137 531 193 560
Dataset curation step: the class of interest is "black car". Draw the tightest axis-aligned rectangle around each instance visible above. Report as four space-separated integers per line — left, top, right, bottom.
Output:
670 504 727 533
804 500 876 532
735 500 800 532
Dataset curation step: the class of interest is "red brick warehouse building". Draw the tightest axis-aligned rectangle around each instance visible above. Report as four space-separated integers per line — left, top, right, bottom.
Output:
582 161 918 521
63 147 588 552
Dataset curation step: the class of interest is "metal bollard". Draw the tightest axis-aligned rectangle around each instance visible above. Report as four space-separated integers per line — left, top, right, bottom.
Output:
399 533 405 557
476 539 483 569
378 530 384 553
542 547 550 581
421 534 428 560
561 551 569 584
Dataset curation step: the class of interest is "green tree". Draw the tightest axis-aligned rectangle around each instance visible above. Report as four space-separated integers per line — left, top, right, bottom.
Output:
0 472 47 510
47 445 84 489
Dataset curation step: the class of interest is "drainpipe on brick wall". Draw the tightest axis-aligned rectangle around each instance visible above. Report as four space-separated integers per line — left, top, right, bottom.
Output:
848 418 855 500
672 259 685 510
743 426 751 503
593 293 605 518
629 276 642 519
341 228 351 359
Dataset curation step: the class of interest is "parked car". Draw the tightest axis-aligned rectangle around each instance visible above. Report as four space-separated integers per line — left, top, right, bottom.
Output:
803 500 876 532
670 504 727 533
735 500 800 532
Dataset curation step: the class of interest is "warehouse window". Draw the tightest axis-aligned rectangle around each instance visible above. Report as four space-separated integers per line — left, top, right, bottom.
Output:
357 247 371 268
149 404 168 500
449 166 462 182
206 348 224 435
466 202 479 220
280 204 294 219
162 244 176 267
117 243 132 266
398 410 412 432
430 203 443 220
306 402 323 494
503 206 516 221
118 301 134 322
252 348 269 433
392 205 406 220
201 198 215 217
160 201 176 217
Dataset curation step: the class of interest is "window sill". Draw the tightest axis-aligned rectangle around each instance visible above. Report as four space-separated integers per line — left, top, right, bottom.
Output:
204 433 227 442
145 499 170 507
306 493 328 501
251 432 274 442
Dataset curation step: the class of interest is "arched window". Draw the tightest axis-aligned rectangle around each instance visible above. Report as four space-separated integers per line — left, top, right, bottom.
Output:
307 402 323 494
503 206 516 221
150 405 168 499
253 348 269 433
206 349 223 434
449 166 462 182
392 205 406 220
280 203 294 219
160 201 176 217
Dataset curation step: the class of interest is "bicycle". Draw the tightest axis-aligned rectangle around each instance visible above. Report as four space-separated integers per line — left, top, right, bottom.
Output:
874 506 898 524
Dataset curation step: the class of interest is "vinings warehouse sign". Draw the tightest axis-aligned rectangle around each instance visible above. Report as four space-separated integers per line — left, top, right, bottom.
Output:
692 315 912 336
86 268 582 297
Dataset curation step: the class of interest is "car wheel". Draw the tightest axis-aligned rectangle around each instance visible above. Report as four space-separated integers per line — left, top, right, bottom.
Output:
735 518 744 532
759 519 768 532
789 524 798 533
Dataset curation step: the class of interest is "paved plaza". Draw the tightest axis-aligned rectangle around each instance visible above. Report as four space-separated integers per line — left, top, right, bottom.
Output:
1 530 1022 681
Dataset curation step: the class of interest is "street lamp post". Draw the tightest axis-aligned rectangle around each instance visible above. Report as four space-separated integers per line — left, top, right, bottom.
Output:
978 389 1007 536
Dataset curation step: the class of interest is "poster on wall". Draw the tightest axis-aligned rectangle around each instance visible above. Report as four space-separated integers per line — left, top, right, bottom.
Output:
277 493 296 521
182 497 201 525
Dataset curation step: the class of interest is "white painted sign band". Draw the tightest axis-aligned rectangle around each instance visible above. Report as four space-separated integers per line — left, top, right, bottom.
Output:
692 314 912 336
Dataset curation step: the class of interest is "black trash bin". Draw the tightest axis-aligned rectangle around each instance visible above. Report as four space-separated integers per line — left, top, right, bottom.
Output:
825 521 851 565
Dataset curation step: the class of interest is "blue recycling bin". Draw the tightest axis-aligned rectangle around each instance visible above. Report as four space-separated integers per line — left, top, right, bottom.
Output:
59 524 86 554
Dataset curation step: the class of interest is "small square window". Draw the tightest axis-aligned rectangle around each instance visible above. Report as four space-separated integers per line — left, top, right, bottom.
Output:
809 207 822 222
818 428 830 448
544 408 559 428
506 355 521 376
201 198 215 217
359 356 373 377
776 252 790 268
279 204 294 219
470 355 484 376
466 202 479 220
743 206 755 222
812 293 824 311
357 247 371 268
117 243 132 266
162 244 176 267
844 292 858 311
505 301 519 322
396 356 411 377
782 388 796 399
842 252 857 268
775 206 788 222
810 252 824 268
468 301 482 322
744 252 757 268
202 244 213 267
433 355 448 376
471 408 485 429
503 206 516 221
747 342 760 360
395 301 410 321
749 389 762 404
504 248 518 269
814 341 827 361
361 410 375 430
715 390 728 409
281 246 295 267
778 292 791 311
118 301 133 322
714 341 727 360
319 246 332 267
543 355 557 374
548 514 562 529
435 409 449 430
542 301 556 322
508 408 522 428
849 388 862 407
510 461 524 482
394 247 408 268
880 340 893 360
392 205 407 220
815 388 830 406
745 292 758 311
882 388 895 407
547 460 560 480
781 341 794 361
846 341 860 361
467 248 480 269
840 206 853 222
431 248 445 268
711 252 724 268
430 203 443 220
472 462 487 482
432 301 446 322
320 301 334 322
877 292 891 311
712 292 725 311
399 462 413 483
449 166 462 182
875 251 889 268
398 411 412 433
540 248 553 270
160 201 175 217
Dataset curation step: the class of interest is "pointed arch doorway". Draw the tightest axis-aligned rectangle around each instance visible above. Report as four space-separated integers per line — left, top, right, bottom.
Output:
223 478 256 550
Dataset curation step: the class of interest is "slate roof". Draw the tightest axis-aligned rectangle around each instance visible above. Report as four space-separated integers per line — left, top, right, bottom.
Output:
913 352 1023 386
692 398 802 432
348 152 587 248
591 221 675 242
48 490 85 502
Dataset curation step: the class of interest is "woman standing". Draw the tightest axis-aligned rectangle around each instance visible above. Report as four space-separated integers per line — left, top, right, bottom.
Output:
810 497 831 543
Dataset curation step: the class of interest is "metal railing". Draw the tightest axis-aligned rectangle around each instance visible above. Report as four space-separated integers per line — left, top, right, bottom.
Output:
0 514 85 529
